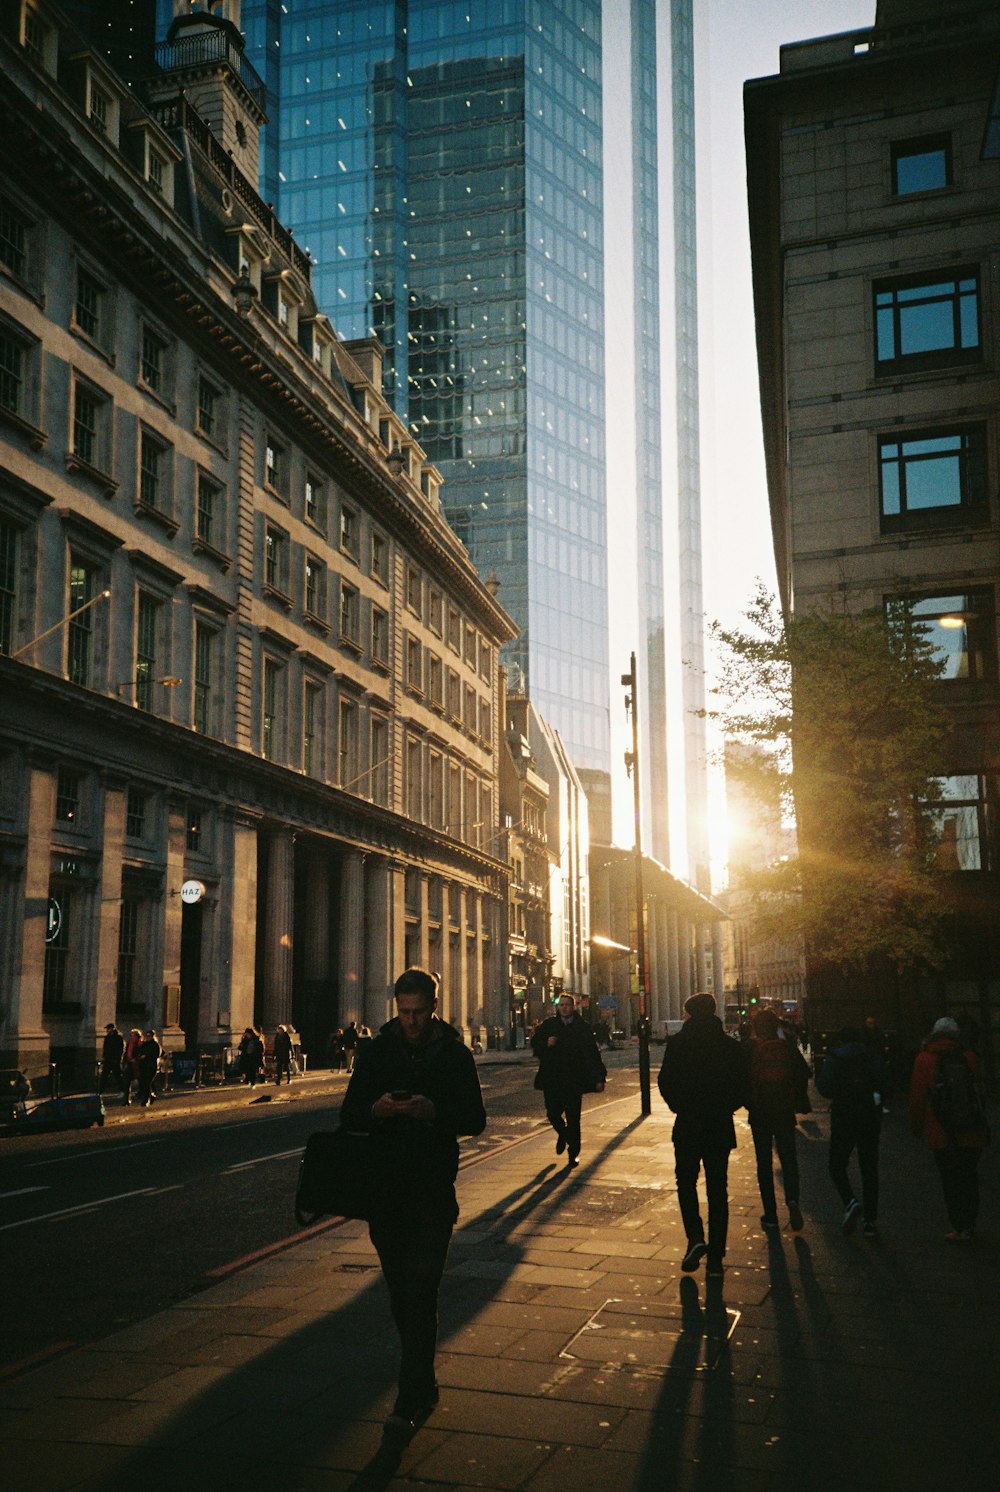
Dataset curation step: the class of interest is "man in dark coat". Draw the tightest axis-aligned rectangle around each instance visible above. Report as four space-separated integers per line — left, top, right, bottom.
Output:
748 1006 811 1233
100 1023 125 1097
531 995 607 1167
658 992 749 1279
273 1024 294 1085
909 1015 988 1241
340 967 486 1437
817 1026 885 1238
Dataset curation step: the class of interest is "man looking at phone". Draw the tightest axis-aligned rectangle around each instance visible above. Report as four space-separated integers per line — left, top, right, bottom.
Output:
340 967 486 1438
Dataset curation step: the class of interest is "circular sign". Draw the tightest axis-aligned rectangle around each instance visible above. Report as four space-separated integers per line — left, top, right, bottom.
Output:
180 879 206 905
45 897 62 944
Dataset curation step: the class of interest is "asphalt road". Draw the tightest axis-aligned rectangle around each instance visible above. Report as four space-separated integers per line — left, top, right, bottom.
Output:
2 1063 634 1380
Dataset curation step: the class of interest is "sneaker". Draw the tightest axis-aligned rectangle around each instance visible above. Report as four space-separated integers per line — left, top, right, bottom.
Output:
555 1133 567 1155
567 1153 580 1169
760 1214 780 1232
788 1202 804 1232
681 1240 708 1272
841 1198 862 1236
862 1220 878 1239
944 1228 972 1242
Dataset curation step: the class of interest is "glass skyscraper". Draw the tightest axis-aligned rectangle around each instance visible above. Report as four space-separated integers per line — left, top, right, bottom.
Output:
234 0 705 869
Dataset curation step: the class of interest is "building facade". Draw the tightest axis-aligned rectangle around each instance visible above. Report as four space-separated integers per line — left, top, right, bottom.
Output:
745 0 1000 1056
0 0 516 1083
230 0 708 873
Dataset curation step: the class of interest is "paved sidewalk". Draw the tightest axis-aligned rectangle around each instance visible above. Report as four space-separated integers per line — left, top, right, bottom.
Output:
2 1075 997 1491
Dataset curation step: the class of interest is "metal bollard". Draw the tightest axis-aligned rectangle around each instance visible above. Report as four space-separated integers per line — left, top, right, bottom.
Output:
50 1061 60 1099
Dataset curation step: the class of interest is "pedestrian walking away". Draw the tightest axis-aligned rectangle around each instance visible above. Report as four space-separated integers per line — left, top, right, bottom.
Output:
342 1020 360 1072
747 1005 811 1233
658 991 750 1280
817 1026 885 1238
136 1029 161 1107
99 1023 125 1097
238 1026 264 1086
339 967 486 1441
122 1028 142 1105
530 994 606 1167
274 1024 294 1085
909 1015 990 1241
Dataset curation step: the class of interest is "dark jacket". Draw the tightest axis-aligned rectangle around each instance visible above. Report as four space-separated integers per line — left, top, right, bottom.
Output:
748 1035 811 1126
340 1016 486 1223
531 1014 607 1095
657 1015 749 1149
274 1028 293 1063
137 1036 160 1077
817 1039 884 1128
102 1028 125 1069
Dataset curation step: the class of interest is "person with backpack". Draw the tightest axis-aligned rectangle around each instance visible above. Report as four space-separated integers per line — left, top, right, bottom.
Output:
748 1007 811 1234
909 1016 989 1242
816 1026 886 1238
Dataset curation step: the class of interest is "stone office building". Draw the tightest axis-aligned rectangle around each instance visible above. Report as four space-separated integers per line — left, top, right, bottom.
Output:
745 0 1000 1052
0 1 516 1082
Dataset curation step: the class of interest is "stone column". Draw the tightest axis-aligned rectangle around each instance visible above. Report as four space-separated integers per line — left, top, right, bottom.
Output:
712 921 725 1007
667 908 681 1020
2 763 54 1072
302 845 330 986
261 825 294 1028
417 871 430 970
216 809 259 1043
364 857 404 1029
679 916 692 1006
161 795 187 1039
93 779 126 1035
454 885 470 1037
695 920 708 993
338 850 364 1023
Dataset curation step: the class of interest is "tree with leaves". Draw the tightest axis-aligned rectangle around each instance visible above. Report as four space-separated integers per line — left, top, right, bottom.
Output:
708 583 951 980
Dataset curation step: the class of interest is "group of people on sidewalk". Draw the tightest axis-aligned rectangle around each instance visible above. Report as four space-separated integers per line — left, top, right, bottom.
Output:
333 967 990 1450
99 1023 161 1106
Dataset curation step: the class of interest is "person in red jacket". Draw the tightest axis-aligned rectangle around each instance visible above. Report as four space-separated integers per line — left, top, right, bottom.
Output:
909 1016 989 1241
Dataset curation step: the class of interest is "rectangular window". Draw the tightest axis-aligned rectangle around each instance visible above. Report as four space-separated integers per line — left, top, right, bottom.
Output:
305 472 324 527
887 590 996 683
55 767 80 824
186 808 202 852
89 84 109 135
43 890 70 1008
371 716 389 805
428 588 442 635
72 385 101 467
428 653 443 709
117 896 139 1004
264 526 286 594
193 622 213 734
480 697 492 742
265 435 288 497
75 268 103 342
340 504 358 557
875 270 980 372
879 426 986 532
262 657 281 760
196 474 217 545
0 331 23 414
447 606 461 652
406 738 422 820
892 135 950 196
147 150 165 196
447 668 461 720
135 592 158 710
929 775 994 872
371 529 388 583
406 635 423 693
428 751 444 828
68 561 96 686
0 518 16 654
140 326 165 393
197 377 218 440
139 432 163 508
125 787 146 839
304 681 321 776
304 555 324 619
448 762 462 836
480 640 492 681
464 624 477 668
340 582 359 643
406 566 422 616
338 698 358 788
372 605 389 666
0 197 28 279
465 683 477 732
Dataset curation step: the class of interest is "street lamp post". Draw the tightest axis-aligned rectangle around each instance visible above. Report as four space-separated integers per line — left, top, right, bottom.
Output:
622 651 652 1116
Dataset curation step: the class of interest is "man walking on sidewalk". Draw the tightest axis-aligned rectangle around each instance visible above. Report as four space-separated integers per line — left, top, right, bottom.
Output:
340 967 486 1439
817 1026 885 1238
748 1006 811 1233
531 995 606 1167
909 1015 989 1241
658 992 749 1279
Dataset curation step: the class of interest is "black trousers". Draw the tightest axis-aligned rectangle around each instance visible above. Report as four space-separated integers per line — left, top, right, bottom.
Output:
828 1114 880 1222
542 1087 583 1158
750 1117 800 1220
933 1145 981 1231
369 1211 453 1415
673 1136 732 1262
